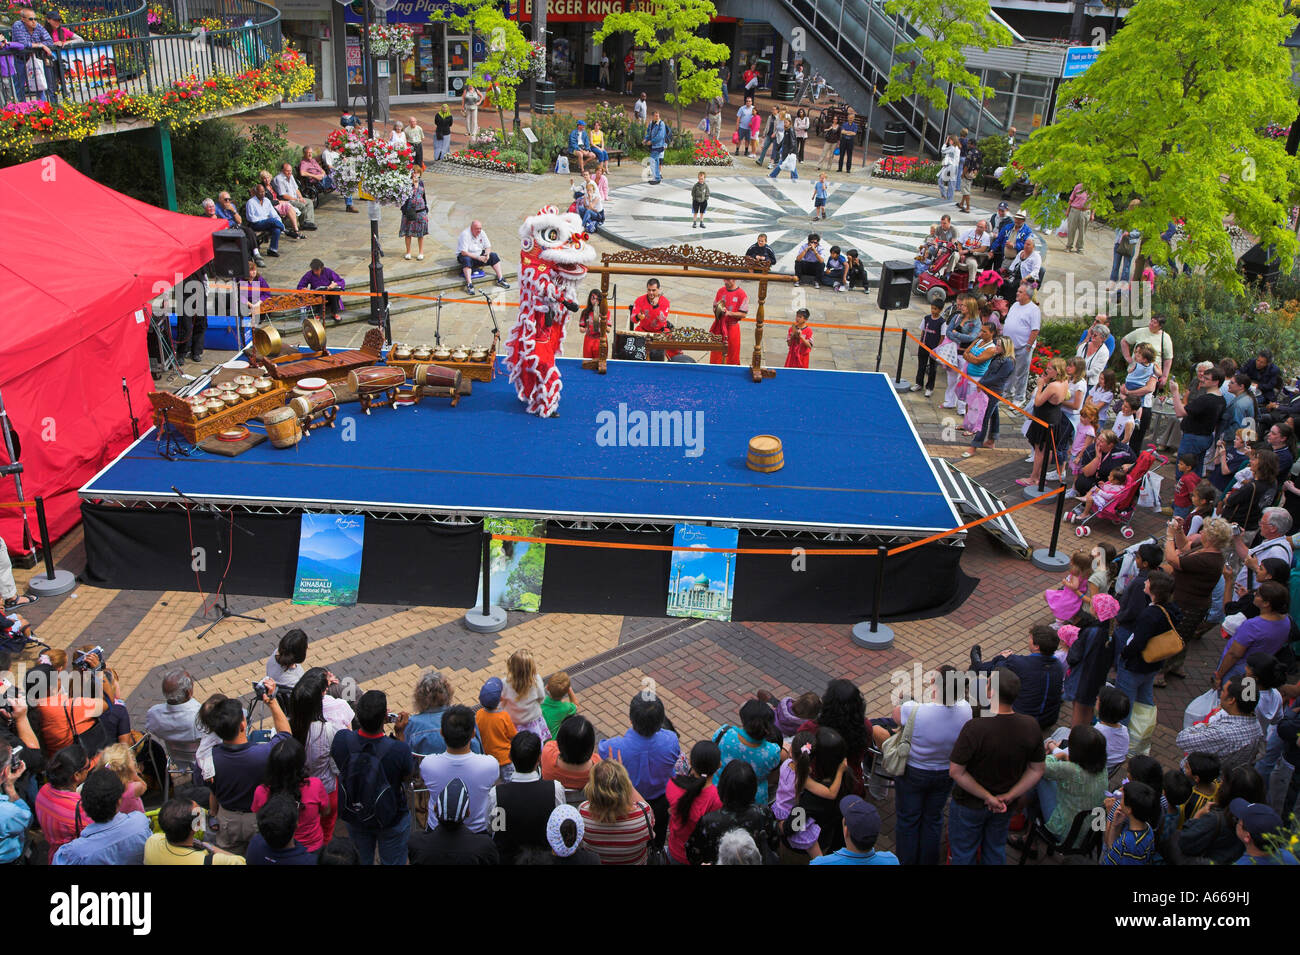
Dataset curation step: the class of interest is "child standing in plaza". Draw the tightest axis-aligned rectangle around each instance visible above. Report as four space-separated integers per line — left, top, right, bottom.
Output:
691 171 710 229
786 309 813 368
476 677 518 781
1171 453 1201 522
911 300 945 397
812 173 828 220
502 648 550 742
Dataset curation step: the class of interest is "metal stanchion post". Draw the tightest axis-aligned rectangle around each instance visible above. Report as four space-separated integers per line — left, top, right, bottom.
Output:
463 527 507 632
1031 488 1072 571
1023 445 1052 500
851 545 895 649
874 308 889 373
27 496 77 597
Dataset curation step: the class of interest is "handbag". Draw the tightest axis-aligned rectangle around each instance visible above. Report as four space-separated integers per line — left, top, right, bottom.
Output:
1117 232 1135 258
1140 605 1184 663
877 704 918 777
639 803 667 865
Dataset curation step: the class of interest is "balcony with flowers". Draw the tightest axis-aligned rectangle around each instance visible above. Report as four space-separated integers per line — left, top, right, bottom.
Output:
0 0 311 158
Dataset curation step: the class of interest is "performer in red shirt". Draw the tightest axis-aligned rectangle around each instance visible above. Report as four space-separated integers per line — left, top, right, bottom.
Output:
710 277 747 365
785 308 813 368
578 289 604 359
630 278 678 360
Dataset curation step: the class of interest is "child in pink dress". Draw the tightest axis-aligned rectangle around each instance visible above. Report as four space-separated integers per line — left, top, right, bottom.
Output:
1044 551 1093 623
1070 401 1099 475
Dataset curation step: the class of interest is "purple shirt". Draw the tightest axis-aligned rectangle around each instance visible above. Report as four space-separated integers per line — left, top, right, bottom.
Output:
12 20 53 48
297 268 345 292
1222 616 1291 679
597 727 680 800
244 275 270 304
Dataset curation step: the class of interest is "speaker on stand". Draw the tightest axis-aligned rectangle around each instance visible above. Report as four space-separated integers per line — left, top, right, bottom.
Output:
876 260 916 391
211 227 253 350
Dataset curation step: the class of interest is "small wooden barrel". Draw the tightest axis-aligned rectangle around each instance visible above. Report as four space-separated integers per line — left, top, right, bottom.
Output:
349 366 407 394
747 435 784 473
289 388 338 419
264 407 302 448
413 363 463 391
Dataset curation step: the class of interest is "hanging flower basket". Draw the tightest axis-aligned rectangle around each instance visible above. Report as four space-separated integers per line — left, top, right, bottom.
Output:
324 127 415 207
367 23 414 60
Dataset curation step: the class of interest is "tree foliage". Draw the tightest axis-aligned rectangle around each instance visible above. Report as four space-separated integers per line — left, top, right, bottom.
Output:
877 0 1013 121
1010 0 1300 291
430 0 532 131
593 0 729 130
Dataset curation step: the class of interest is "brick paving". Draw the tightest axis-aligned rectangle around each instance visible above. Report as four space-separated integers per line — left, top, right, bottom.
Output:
14 106 1214 862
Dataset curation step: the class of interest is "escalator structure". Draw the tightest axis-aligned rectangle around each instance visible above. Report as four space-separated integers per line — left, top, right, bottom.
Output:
717 0 1019 157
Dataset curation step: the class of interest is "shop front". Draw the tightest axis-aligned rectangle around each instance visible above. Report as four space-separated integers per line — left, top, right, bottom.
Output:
276 0 335 105
342 0 475 105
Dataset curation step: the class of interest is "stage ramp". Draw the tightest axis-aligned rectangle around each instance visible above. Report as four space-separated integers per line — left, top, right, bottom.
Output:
931 458 1030 558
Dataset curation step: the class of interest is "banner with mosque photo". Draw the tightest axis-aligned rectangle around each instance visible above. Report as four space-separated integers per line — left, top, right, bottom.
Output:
666 524 737 622
476 517 546 612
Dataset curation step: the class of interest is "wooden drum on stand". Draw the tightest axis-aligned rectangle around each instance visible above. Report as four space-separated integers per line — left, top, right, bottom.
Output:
289 389 338 419
746 435 784 473
412 363 463 391
348 366 407 393
264 407 302 448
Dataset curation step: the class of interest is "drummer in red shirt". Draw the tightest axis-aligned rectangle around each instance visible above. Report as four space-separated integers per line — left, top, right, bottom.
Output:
785 308 813 368
630 278 678 360
710 276 748 365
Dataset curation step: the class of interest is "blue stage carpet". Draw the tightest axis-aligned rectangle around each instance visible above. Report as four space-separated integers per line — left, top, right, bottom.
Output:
86 358 958 534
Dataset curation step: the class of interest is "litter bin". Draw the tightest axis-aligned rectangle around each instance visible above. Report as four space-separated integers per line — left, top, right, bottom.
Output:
534 79 555 114
773 71 795 101
881 121 906 156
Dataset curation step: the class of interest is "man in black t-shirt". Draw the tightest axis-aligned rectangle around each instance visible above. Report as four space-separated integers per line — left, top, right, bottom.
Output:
489 731 564 863
1170 367 1226 473
947 668 1046 866
408 777 498 865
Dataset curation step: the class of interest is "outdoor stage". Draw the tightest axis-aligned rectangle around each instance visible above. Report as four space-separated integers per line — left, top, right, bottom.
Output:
79 357 967 622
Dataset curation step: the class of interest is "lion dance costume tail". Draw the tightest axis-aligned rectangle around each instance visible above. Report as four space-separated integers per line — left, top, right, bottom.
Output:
504 205 596 417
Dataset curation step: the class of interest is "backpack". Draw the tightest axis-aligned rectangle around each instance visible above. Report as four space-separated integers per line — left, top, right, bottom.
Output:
338 736 403 830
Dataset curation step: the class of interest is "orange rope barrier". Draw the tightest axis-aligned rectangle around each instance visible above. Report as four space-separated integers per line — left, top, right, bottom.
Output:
886 485 1063 557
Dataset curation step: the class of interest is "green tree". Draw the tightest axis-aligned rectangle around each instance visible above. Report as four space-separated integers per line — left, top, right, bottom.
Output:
1009 0 1300 291
594 0 729 131
878 0 1013 156
430 0 533 135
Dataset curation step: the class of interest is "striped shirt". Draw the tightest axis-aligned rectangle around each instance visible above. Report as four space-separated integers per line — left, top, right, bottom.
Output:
1101 824 1155 865
579 800 654 865
35 785 83 865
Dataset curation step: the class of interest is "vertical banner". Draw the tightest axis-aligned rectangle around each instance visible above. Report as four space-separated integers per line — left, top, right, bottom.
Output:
477 517 546 611
292 513 365 605
666 524 737 621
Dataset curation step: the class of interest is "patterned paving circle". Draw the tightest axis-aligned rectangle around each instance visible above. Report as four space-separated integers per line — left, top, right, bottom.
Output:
602 176 986 275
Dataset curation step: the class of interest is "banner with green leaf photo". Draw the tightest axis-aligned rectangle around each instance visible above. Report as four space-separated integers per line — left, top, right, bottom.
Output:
476 517 546 612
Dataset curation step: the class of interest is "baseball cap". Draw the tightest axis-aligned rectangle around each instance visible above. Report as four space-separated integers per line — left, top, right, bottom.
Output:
839 796 881 846
547 804 585 857
434 777 470 825
1229 798 1284 844
576 120 586 126
997 201 1009 211
479 676 503 709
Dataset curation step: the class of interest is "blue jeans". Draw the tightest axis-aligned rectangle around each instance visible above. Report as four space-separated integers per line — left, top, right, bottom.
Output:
248 217 282 252
1206 576 1225 626
756 135 778 164
1115 661 1156 722
768 164 798 180
1257 724 1284 787
1035 777 1059 826
1110 249 1132 282
894 766 953 865
947 800 1011 865
1178 432 1213 473
648 150 663 182
349 812 411 865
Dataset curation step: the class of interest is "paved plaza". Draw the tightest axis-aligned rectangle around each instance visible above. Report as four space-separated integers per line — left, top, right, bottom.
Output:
23 94 1197 859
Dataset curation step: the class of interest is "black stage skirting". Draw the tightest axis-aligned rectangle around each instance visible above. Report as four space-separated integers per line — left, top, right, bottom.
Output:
81 503 965 624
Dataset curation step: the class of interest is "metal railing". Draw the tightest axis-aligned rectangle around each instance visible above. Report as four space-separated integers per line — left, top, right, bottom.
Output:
4 0 281 108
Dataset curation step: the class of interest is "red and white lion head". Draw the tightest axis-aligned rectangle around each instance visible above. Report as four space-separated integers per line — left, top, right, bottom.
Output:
518 205 595 302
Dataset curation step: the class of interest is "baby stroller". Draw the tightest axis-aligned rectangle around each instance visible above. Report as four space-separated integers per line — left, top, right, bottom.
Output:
1067 447 1168 540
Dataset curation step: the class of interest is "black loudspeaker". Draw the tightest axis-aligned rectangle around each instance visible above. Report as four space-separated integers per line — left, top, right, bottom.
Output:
877 260 915 311
211 228 251 280
1240 242 1281 287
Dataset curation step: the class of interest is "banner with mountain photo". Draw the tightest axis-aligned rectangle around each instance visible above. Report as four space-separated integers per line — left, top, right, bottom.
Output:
475 517 546 612
292 513 365 605
666 524 737 621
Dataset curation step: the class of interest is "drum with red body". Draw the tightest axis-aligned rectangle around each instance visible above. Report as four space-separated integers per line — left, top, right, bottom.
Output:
412 363 463 391
289 388 339 419
348 366 407 393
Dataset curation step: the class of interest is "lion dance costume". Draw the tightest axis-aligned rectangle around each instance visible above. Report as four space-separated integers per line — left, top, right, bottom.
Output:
504 206 596 417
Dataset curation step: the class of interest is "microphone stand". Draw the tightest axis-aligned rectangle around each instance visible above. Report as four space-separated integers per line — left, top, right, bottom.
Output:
480 289 501 338
434 294 442 347
122 377 139 441
171 485 265 638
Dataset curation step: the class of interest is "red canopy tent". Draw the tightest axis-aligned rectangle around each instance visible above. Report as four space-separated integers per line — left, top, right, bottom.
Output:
0 156 224 555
